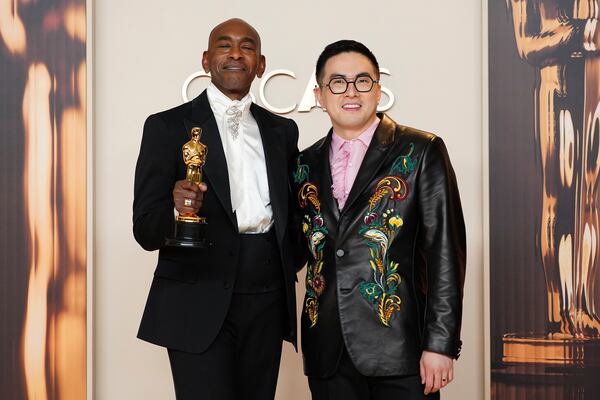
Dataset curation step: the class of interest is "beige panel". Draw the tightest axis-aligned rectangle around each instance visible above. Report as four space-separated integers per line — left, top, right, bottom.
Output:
94 1 483 399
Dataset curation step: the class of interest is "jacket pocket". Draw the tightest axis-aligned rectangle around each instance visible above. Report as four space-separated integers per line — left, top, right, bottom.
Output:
154 259 199 283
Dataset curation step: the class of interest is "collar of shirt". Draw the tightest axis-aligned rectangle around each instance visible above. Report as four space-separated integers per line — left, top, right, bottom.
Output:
331 117 380 151
206 82 253 118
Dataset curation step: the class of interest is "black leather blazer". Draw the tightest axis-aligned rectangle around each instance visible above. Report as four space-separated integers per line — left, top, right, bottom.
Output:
133 91 299 353
292 114 466 377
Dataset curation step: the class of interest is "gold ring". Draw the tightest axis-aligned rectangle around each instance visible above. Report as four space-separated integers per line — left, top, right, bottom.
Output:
184 199 192 207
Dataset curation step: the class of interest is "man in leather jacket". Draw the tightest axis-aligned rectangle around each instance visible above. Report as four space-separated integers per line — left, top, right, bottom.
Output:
292 40 466 399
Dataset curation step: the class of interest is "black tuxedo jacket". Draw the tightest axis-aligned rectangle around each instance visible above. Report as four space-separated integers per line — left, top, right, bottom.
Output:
133 90 299 353
292 114 466 377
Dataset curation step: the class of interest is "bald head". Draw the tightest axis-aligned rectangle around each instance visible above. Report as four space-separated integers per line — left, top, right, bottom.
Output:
202 18 266 100
208 18 262 53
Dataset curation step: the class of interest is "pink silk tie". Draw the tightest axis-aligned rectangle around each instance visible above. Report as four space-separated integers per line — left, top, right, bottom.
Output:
331 140 351 210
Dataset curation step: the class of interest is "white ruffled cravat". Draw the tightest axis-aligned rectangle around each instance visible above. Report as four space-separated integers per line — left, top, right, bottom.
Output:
221 98 251 212
226 104 243 139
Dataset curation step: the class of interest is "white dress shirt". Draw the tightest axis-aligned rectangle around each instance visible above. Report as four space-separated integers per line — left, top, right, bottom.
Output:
206 83 273 233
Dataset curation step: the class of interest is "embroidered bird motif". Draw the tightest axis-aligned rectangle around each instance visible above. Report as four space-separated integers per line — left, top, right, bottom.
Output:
309 231 325 259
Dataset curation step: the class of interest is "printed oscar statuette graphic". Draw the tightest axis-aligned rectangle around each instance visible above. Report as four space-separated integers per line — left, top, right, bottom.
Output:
490 1 600 398
165 127 209 248
502 0 600 368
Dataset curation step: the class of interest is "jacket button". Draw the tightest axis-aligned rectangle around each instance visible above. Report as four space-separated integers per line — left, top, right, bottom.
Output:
336 249 345 257
224 281 231 289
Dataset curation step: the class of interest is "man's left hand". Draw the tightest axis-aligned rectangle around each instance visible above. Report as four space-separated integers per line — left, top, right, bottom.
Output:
420 350 453 395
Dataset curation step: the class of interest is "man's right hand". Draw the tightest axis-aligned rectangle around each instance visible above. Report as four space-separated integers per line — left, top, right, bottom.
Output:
173 180 207 214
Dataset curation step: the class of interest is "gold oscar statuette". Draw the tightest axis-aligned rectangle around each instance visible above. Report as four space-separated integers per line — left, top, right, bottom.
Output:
165 127 209 248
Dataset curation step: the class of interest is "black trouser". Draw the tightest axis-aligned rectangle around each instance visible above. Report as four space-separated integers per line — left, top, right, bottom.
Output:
308 348 440 400
168 232 286 400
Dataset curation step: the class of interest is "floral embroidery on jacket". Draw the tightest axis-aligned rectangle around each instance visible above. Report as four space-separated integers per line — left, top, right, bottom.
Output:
293 154 310 184
389 143 417 176
295 156 328 328
358 144 417 327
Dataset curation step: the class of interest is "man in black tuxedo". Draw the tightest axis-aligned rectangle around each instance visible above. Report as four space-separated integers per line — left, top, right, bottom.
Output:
292 40 466 399
133 18 299 400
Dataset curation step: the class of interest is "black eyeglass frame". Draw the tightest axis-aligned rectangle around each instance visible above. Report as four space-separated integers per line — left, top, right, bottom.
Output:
321 75 379 94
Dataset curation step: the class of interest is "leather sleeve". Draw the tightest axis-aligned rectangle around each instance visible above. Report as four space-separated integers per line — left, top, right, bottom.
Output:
132 114 177 251
417 136 466 359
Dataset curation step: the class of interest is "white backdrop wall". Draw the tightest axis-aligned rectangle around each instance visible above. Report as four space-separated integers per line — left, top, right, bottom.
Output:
94 1 483 399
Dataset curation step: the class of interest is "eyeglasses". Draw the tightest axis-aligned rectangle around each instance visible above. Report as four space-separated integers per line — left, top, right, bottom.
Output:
322 76 379 94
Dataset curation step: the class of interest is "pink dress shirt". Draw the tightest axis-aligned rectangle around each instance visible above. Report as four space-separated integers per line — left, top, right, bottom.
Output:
329 118 380 210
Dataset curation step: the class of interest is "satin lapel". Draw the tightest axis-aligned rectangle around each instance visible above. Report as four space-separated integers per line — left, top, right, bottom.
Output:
315 129 340 222
340 114 398 217
251 104 287 242
185 91 236 229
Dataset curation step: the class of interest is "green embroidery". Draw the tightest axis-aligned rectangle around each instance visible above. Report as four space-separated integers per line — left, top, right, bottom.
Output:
359 176 409 327
293 154 310 184
299 182 328 328
356 143 418 327
389 143 416 176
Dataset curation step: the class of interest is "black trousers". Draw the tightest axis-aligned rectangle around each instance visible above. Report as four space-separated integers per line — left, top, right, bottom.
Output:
168 289 285 400
167 232 287 400
308 348 440 400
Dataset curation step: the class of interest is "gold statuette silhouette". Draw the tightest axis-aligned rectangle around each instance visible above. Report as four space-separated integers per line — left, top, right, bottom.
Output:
502 0 600 367
165 127 209 248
